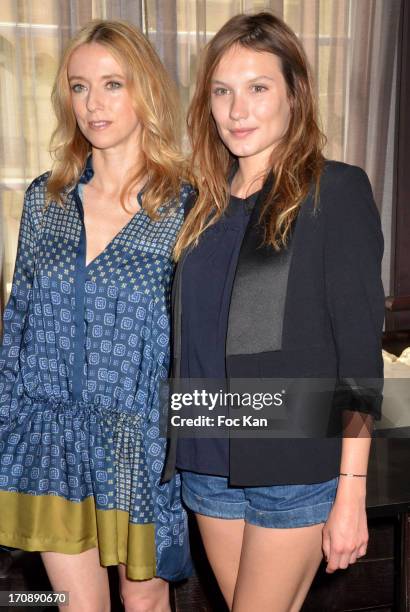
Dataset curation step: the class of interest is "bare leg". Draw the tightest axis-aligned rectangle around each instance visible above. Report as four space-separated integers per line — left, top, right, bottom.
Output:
195 514 245 610
41 548 110 612
117 564 170 612
232 522 325 612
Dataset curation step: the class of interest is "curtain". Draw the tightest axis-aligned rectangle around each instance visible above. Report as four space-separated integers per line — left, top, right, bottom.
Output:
0 0 401 307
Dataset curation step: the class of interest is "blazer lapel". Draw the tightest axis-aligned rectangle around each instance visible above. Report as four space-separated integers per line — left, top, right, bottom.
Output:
170 190 197 377
226 173 294 357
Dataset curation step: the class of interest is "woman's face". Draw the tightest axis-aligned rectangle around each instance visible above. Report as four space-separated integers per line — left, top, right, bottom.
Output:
67 42 141 153
211 45 291 166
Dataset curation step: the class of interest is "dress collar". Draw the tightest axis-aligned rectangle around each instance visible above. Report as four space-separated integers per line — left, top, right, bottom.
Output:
78 154 94 185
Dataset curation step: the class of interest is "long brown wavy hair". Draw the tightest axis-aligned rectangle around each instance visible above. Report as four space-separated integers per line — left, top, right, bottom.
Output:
48 19 189 216
174 11 326 259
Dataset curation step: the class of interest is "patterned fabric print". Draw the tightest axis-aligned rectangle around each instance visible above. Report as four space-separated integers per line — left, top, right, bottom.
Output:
0 160 194 579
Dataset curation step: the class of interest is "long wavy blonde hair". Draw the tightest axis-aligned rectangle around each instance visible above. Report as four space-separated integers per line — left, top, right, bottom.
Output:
174 11 325 259
48 19 189 216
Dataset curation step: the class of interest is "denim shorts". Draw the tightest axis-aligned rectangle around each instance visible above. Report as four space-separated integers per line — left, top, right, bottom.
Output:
181 471 338 528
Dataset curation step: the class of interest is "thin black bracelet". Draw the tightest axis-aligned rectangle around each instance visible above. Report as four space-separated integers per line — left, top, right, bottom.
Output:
339 472 367 478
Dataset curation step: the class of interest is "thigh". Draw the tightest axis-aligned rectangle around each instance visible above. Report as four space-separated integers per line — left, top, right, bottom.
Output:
41 548 110 612
195 513 244 611
117 564 170 612
232 521 324 612
231 478 338 611
180 471 247 609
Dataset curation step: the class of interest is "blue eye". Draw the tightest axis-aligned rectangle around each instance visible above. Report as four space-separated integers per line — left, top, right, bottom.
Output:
106 81 122 90
71 83 86 93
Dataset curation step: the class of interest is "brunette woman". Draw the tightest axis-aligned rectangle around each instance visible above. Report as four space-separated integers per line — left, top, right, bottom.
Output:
162 12 384 612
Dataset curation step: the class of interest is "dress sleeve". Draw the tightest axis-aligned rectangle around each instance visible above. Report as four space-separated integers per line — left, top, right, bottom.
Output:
324 165 385 423
0 187 37 422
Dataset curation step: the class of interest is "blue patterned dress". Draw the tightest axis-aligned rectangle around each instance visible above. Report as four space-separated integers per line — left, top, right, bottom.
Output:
0 157 193 580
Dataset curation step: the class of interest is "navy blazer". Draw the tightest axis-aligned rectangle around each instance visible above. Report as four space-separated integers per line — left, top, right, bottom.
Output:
161 161 385 486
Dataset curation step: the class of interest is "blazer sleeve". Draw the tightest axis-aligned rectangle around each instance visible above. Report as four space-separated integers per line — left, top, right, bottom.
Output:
183 188 198 220
323 165 385 420
0 185 37 423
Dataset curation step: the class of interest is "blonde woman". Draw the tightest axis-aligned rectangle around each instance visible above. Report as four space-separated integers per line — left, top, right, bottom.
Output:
0 20 193 612
162 12 384 612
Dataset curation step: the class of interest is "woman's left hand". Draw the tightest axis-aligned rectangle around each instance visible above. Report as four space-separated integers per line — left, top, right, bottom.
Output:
322 478 368 573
